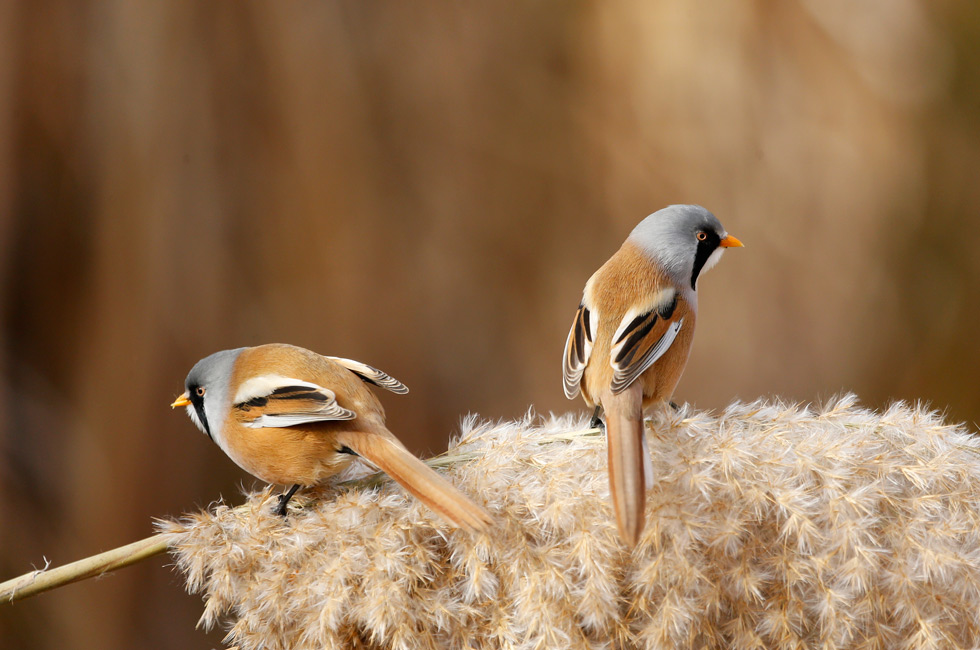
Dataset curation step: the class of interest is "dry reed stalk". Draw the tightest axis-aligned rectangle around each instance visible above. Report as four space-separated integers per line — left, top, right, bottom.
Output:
159 396 980 650
0 534 169 603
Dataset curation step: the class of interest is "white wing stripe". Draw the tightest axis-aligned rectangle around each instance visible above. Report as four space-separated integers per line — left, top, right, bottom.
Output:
642 318 683 369
243 405 356 428
233 374 325 406
610 317 684 392
610 288 675 346
234 374 358 428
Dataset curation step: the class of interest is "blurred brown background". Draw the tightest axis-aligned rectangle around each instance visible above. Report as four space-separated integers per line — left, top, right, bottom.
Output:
1 1 978 648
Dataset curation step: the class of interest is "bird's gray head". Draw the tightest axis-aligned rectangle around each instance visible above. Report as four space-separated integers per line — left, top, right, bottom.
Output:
178 347 246 443
628 204 742 291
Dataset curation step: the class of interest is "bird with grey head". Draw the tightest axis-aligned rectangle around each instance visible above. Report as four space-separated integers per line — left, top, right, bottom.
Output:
562 204 743 546
172 343 493 532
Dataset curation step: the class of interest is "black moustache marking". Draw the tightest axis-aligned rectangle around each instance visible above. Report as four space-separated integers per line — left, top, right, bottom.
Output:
338 445 358 456
190 392 213 441
690 231 721 290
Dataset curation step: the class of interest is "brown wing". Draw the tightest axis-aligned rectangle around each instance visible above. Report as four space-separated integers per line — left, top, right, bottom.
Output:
562 302 594 399
609 291 689 394
233 375 356 428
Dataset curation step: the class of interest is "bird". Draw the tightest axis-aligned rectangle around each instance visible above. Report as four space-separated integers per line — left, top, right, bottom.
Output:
562 204 743 546
170 343 493 532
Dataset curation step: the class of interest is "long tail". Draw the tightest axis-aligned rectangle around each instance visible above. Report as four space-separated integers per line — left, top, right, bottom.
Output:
603 387 647 547
340 430 493 533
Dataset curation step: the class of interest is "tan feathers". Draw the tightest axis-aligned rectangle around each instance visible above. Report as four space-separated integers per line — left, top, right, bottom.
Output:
563 241 697 546
185 344 492 533
337 431 494 533
603 386 646 546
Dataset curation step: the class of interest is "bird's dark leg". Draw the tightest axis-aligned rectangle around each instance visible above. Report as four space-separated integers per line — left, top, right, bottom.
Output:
669 401 680 411
274 484 301 517
589 405 604 431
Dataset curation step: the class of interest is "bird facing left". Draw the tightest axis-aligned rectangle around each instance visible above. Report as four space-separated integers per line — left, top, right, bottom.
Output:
170 343 493 533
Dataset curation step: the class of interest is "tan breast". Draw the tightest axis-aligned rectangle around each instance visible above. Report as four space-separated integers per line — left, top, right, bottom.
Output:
220 344 388 486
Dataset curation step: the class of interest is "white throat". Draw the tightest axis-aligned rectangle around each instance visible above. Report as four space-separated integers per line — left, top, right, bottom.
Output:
700 246 725 278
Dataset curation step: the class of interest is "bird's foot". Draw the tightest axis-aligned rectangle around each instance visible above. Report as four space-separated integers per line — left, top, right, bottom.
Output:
589 405 605 432
273 484 301 517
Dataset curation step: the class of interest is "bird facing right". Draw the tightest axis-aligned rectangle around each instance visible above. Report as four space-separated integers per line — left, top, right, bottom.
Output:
562 204 743 547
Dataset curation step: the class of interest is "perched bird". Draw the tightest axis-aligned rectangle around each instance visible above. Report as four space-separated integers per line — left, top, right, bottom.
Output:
562 205 743 546
171 343 493 532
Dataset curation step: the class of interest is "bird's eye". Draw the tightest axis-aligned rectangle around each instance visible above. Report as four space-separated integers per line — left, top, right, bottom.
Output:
696 231 707 241
195 386 206 397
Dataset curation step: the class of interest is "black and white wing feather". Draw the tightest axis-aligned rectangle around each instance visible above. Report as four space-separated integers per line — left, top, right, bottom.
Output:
325 356 409 394
562 303 595 399
609 290 687 394
233 375 356 428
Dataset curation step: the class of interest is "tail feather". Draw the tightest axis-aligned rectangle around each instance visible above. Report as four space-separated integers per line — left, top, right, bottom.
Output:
604 388 647 547
342 431 493 533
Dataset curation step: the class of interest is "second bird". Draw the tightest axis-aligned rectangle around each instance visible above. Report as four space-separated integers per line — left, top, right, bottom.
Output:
562 204 742 546
171 344 493 532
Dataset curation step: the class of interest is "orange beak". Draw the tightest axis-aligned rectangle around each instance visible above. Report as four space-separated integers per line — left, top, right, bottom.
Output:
170 392 191 409
719 234 744 248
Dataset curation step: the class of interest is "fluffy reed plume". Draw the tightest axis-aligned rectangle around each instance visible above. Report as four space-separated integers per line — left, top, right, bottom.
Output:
160 396 980 649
